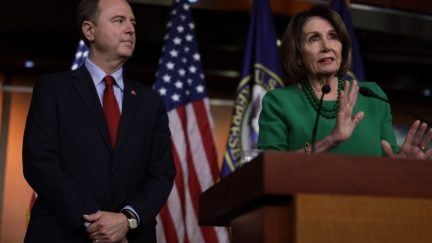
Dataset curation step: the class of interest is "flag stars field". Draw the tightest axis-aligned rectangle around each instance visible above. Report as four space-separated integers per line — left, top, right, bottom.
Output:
70 40 89 70
175 81 183 89
189 66 196 73
170 50 178 57
166 62 175 70
171 93 180 102
178 69 186 76
162 74 171 82
196 85 204 93
193 53 200 61
159 87 167 96
173 37 182 45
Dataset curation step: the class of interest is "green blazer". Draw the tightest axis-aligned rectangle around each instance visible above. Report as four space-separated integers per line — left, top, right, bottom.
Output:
258 82 399 156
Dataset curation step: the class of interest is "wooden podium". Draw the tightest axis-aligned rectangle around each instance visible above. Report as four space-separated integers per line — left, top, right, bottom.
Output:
199 152 432 243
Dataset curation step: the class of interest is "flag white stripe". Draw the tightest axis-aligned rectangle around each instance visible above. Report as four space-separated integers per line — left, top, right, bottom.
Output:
203 99 215 132
215 226 230 242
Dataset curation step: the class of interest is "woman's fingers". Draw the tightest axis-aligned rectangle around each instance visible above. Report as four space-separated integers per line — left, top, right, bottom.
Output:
339 80 360 117
420 127 432 150
352 111 364 125
347 80 358 109
404 120 421 145
381 140 395 157
413 122 428 146
395 121 432 160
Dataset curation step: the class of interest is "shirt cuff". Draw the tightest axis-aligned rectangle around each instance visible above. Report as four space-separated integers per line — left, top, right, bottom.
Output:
122 205 140 225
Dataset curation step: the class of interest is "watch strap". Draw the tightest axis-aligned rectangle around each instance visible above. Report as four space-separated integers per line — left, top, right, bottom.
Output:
121 209 138 229
121 209 135 220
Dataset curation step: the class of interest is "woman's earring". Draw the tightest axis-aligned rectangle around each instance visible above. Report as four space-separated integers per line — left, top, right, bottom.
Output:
296 58 303 67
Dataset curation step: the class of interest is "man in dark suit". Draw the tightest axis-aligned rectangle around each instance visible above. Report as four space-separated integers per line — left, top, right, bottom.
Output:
22 0 176 242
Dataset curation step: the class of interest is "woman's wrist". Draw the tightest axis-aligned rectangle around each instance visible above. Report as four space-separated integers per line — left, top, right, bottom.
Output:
302 133 345 154
329 131 347 145
316 134 343 153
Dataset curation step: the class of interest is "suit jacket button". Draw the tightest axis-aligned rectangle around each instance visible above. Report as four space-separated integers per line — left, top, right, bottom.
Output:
110 169 116 175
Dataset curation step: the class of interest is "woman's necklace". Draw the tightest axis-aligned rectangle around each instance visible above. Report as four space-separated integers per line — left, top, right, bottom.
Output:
301 79 344 119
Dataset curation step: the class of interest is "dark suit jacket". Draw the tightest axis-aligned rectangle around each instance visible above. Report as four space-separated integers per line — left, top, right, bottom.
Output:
23 66 176 242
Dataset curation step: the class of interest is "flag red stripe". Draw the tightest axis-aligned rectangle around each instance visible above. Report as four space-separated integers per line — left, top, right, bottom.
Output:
177 106 202 241
168 109 203 242
172 139 190 242
177 105 219 242
193 100 220 183
176 106 201 213
172 143 187 221
159 204 179 243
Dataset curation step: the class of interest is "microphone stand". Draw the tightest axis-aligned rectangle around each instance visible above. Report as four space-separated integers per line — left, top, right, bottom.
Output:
311 84 331 153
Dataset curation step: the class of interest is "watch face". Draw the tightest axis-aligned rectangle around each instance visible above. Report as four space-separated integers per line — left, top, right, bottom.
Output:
128 218 138 229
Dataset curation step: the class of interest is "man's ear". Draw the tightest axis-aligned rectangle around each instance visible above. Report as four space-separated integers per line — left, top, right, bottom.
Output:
82 21 95 42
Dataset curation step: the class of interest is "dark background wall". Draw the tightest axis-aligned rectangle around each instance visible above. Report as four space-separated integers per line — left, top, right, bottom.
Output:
1 0 431 101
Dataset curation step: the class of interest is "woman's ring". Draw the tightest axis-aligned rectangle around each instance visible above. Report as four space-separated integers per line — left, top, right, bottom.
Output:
419 145 426 151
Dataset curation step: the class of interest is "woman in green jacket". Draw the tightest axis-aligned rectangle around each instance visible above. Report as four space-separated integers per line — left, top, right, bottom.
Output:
258 6 431 159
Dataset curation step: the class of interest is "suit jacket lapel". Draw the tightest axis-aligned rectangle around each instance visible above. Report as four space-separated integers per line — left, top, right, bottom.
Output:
115 79 141 154
70 66 113 152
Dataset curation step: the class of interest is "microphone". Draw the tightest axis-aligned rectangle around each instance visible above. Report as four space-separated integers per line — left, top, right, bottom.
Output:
311 84 331 153
359 87 431 127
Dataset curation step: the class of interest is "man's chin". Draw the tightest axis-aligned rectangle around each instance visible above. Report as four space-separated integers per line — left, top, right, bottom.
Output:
119 51 134 59
119 46 135 57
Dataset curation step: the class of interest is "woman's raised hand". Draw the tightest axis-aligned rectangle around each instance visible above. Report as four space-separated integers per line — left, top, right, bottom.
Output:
331 80 364 143
382 120 432 159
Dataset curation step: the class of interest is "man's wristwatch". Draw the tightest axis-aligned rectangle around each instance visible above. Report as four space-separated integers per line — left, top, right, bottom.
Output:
121 209 138 230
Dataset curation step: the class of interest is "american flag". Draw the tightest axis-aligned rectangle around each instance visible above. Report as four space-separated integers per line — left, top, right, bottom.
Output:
71 40 89 71
154 0 229 242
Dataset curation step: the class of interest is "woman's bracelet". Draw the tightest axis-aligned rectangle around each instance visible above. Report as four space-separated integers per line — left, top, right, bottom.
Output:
304 142 311 154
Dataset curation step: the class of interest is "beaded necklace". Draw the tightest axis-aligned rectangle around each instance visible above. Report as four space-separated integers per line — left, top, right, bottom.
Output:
301 79 344 119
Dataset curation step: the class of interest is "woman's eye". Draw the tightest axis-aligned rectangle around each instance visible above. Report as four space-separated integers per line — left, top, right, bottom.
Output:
309 36 319 42
329 33 339 40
